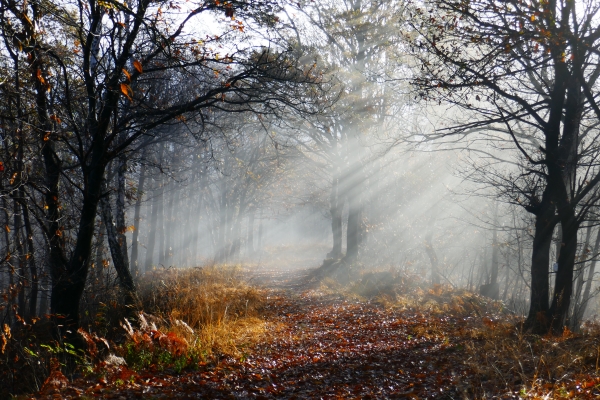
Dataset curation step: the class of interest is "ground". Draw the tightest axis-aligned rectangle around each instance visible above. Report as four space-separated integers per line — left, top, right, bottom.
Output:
30 263 600 399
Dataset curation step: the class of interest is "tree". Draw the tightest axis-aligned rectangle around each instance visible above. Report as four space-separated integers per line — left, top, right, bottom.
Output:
410 0 600 333
281 0 407 261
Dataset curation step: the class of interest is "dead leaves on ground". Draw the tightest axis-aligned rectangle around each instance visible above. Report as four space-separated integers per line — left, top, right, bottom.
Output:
32 286 600 399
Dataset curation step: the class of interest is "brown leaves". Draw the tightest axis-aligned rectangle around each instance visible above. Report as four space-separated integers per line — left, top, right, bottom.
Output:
9 172 17 185
27 272 600 399
36 69 45 85
117 225 136 234
121 62 141 95
36 69 51 92
133 60 143 73
0 324 10 354
0 333 6 354
120 83 133 101
39 358 69 396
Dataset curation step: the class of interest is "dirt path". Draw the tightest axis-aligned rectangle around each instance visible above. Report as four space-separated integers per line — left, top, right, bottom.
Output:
57 266 498 399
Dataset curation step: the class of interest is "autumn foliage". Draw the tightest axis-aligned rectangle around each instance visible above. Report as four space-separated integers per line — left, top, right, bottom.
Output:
4 266 600 398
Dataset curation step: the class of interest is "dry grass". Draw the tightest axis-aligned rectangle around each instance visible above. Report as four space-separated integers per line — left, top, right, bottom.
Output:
313 268 600 398
393 287 600 398
136 265 268 358
458 320 600 398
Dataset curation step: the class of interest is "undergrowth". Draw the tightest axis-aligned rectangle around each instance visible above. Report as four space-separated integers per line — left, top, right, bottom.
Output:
111 265 267 375
0 264 268 398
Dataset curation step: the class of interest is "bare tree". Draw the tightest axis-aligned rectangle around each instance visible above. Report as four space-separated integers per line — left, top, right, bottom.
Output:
410 0 600 333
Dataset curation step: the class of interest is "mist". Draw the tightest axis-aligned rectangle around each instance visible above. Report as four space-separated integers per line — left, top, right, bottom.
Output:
3 0 600 395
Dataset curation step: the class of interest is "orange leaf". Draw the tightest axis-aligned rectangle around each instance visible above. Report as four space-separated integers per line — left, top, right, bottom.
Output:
133 60 143 73
120 83 133 100
36 69 45 84
0 333 6 354
122 68 131 82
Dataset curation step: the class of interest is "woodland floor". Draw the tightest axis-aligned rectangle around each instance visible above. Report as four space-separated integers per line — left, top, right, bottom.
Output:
30 263 600 399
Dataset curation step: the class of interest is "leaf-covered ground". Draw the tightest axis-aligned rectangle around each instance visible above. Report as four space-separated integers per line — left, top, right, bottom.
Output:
33 267 600 399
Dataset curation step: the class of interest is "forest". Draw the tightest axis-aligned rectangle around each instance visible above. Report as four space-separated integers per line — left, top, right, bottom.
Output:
1 0 600 398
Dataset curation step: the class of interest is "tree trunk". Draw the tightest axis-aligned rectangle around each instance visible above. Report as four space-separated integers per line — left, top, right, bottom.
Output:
501 252 511 301
31 50 73 341
230 189 247 259
490 202 500 286
94 221 105 282
571 226 598 330
549 216 579 333
247 208 255 256
99 184 138 310
144 177 160 272
344 157 365 261
21 197 38 319
225 188 235 261
2 197 13 326
38 271 49 317
217 176 228 262
346 200 362 260
114 145 130 273
163 171 176 265
14 198 26 318
328 174 343 259
524 187 557 333
554 223 563 265
173 186 183 266
257 209 263 253
157 175 166 267
573 227 600 330
130 161 147 275
424 235 439 286
52 155 106 345
571 225 592 326
480 203 500 300
190 164 206 264
546 71 584 333
144 144 165 271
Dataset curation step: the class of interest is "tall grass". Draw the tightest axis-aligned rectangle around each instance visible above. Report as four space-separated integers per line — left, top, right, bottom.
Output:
135 265 267 359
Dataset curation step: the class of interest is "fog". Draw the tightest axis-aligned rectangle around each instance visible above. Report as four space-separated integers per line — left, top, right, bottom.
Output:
117 110 541 317
1 0 599 340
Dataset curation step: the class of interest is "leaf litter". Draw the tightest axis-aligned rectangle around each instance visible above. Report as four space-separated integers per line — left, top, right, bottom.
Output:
30 267 600 399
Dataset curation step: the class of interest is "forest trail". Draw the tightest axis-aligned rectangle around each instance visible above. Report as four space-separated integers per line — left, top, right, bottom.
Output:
37 264 600 399
45 265 488 399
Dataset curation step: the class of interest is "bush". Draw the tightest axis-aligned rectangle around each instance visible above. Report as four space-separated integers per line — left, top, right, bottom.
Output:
113 265 267 374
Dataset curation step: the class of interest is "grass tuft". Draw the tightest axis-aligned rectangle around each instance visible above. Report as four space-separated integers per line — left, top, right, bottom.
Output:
132 265 267 362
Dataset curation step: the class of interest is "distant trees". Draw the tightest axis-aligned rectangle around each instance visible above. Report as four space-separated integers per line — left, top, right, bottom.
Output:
410 0 600 333
282 0 407 261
